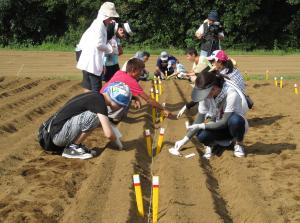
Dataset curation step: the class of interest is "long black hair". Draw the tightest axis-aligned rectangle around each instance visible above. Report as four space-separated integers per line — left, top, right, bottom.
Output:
220 59 234 74
195 67 226 89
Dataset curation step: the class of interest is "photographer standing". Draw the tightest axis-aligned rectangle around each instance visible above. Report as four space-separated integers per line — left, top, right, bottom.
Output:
195 10 224 57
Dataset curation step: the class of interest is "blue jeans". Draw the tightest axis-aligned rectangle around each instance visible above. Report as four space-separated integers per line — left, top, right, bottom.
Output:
197 113 245 146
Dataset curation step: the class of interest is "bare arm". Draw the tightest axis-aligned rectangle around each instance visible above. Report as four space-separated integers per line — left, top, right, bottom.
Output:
97 113 116 141
138 93 173 118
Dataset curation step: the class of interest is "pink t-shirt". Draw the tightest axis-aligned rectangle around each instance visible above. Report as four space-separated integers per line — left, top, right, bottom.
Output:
100 70 144 96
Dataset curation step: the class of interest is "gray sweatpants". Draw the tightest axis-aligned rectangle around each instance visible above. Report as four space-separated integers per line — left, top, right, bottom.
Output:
53 111 100 147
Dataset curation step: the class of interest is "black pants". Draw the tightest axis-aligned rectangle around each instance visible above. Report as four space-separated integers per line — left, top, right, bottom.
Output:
76 50 102 92
103 64 120 82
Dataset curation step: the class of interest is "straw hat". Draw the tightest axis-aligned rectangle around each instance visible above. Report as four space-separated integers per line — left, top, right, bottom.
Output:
99 2 119 18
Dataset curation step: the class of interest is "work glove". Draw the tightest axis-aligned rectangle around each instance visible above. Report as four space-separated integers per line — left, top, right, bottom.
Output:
187 123 205 131
177 105 187 118
169 136 189 156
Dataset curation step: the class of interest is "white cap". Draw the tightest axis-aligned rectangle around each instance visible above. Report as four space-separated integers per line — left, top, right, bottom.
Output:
160 51 169 61
123 22 134 36
99 2 119 18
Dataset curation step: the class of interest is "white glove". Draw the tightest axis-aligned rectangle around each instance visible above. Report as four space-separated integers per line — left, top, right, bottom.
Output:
174 136 189 150
177 105 187 118
187 123 205 131
169 136 189 156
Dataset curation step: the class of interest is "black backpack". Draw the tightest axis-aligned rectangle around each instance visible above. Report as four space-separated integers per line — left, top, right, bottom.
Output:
38 114 64 153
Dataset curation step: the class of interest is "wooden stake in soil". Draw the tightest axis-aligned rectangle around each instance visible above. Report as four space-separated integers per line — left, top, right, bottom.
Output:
156 128 165 154
158 78 162 95
152 176 159 223
155 89 159 102
265 70 269 80
294 83 298 95
274 77 278 87
280 76 283 88
150 88 155 99
145 129 152 157
133 174 144 217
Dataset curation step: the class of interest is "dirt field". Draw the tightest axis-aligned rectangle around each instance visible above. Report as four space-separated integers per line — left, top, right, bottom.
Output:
0 51 300 223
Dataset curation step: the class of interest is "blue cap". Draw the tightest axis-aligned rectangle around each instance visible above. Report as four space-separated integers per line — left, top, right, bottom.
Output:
168 59 176 65
104 82 132 107
208 10 218 21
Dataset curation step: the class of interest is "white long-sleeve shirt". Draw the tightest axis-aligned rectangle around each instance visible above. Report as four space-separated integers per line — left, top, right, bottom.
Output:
76 12 113 76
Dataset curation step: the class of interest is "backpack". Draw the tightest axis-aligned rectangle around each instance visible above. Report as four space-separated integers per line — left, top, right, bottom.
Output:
38 114 64 153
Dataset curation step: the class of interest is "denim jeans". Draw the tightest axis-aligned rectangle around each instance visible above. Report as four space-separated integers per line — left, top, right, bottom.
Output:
197 113 245 146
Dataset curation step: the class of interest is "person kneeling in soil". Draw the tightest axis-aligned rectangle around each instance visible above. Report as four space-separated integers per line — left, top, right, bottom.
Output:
170 69 249 159
177 50 245 118
47 82 132 159
101 58 173 118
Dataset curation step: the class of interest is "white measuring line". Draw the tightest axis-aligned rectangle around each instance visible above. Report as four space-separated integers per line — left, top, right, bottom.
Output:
147 88 167 222
16 64 24 77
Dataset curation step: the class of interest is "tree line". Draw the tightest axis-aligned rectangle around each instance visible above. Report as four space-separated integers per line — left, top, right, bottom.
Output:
0 0 299 51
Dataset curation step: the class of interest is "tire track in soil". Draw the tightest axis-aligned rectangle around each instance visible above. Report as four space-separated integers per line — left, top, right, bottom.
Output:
0 81 80 138
0 79 42 99
0 78 81 165
0 76 32 93
146 80 223 223
0 77 86 222
172 80 233 223
60 110 148 222
126 81 158 223
171 80 282 222
0 79 69 121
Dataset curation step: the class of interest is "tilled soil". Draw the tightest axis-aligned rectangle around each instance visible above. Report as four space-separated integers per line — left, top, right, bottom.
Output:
0 73 299 222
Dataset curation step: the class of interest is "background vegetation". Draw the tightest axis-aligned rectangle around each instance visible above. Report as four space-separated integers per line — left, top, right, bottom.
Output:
0 0 299 51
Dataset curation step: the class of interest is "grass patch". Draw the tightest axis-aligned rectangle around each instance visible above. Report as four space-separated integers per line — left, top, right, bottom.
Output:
2 42 300 56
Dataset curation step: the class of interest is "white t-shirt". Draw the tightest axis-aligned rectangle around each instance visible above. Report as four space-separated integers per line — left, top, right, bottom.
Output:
198 86 248 131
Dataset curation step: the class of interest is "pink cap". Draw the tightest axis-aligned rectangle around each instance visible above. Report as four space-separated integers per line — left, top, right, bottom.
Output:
207 50 229 62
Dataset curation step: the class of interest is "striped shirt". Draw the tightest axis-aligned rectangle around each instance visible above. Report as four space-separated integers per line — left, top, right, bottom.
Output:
215 68 245 106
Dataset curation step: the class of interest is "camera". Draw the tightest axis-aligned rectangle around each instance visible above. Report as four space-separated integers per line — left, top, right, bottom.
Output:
207 24 222 35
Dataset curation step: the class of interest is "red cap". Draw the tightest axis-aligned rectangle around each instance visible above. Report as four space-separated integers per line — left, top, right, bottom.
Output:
207 50 229 62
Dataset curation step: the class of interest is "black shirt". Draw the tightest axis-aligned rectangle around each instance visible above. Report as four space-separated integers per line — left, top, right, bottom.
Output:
51 92 108 137
156 56 177 74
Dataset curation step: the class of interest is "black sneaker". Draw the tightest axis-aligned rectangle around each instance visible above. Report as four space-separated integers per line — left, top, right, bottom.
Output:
62 144 93 160
78 144 97 156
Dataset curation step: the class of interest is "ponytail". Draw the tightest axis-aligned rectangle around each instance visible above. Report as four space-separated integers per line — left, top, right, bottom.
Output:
221 59 234 74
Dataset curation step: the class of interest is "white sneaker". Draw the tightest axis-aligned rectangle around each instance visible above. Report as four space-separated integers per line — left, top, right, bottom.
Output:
62 144 93 160
234 145 245 157
203 146 212 159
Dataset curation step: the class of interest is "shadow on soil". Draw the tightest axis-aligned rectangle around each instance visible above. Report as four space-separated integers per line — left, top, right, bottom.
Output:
173 80 234 222
248 115 286 127
246 142 296 155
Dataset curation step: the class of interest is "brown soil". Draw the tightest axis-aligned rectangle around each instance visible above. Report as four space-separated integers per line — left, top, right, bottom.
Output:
0 51 300 78
0 51 299 223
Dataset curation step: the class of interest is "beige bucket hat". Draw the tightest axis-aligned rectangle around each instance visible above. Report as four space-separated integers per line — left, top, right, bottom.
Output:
99 2 119 18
